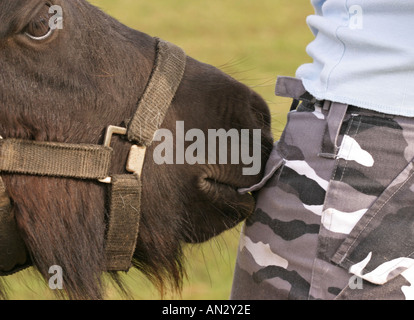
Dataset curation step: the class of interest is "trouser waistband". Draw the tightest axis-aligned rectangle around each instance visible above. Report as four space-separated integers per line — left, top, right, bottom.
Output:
275 76 348 159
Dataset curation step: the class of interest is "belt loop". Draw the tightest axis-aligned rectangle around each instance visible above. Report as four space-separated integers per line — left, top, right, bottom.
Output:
275 76 317 111
322 100 331 111
275 76 307 100
318 102 349 159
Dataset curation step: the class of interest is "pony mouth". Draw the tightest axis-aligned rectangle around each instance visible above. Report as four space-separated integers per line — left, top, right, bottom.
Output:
202 178 241 199
198 177 256 214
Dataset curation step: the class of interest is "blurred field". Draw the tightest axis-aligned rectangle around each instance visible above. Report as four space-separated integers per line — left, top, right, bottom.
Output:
6 0 314 300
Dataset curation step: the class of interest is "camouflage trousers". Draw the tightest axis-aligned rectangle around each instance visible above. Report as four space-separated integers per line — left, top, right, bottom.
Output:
231 77 414 300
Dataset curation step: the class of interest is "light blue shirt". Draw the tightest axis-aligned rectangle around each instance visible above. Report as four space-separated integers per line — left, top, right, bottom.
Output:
296 0 414 117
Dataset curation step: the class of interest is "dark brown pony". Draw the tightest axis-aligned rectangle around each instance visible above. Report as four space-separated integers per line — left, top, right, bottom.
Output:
0 0 272 299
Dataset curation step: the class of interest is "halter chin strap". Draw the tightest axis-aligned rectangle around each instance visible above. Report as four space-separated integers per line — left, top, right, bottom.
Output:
0 38 187 273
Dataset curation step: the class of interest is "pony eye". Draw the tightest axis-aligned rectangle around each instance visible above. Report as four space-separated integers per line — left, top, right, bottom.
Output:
24 4 54 40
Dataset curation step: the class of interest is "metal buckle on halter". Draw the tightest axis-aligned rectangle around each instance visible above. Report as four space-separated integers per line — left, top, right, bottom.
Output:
98 125 147 184
98 126 127 184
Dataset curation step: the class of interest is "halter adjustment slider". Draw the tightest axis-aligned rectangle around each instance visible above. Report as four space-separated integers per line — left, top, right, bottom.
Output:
98 125 127 184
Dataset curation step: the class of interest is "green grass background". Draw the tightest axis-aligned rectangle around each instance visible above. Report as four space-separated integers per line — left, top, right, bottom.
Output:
6 0 314 300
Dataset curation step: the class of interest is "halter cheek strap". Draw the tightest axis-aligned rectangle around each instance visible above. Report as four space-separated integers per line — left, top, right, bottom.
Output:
0 38 187 273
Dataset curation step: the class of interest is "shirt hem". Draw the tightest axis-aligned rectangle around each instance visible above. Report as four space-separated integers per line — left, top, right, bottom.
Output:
300 79 414 118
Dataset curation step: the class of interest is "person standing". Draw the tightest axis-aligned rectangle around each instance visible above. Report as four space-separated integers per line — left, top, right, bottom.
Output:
231 0 414 300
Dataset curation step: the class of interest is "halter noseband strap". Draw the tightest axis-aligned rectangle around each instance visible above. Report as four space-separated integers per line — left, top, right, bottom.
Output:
0 38 187 273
